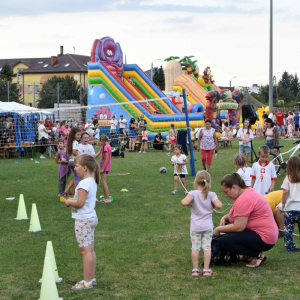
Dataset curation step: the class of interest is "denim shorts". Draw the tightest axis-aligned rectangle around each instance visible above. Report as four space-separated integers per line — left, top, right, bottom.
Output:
239 144 251 154
266 139 274 149
278 125 285 132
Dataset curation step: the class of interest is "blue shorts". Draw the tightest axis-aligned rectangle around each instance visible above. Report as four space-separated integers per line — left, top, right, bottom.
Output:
239 145 251 154
142 139 147 143
265 139 275 149
278 125 285 132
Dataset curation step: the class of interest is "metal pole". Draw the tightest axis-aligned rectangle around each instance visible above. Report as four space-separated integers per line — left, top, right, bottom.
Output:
80 83 82 105
7 81 9 102
151 62 153 80
230 80 231 92
182 89 196 176
33 82 35 107
57 83 60 120
269 0 273 112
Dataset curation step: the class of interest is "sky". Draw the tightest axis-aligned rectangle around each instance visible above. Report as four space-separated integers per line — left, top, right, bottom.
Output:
0 0 299 88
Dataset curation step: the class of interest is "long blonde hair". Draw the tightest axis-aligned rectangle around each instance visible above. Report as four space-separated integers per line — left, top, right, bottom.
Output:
194 170 211 199
75 153 100 185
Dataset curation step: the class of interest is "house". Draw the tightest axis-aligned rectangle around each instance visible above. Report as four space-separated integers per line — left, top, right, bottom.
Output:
0 46 90 106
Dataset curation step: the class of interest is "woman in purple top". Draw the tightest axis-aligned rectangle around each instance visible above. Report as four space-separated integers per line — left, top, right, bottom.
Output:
99 135 112 203
181 171 222 277
55 138 71 197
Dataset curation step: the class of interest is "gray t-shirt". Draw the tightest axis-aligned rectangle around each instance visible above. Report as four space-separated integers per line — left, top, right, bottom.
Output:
189 190 218 232
138 120 146 133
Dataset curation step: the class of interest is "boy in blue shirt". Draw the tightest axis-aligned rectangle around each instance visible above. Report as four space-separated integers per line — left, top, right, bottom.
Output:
294 112 300 138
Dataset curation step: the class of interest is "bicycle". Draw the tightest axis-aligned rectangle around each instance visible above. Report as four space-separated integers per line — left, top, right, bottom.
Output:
270 139 300 175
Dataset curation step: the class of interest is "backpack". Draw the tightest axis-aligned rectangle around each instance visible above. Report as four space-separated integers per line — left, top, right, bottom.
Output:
211 235 239 266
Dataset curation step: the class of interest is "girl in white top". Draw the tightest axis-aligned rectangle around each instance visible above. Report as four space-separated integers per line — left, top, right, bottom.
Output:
281 156 300 252
79 132 101 159
37 120 49 159
94 124 100 147
233 154 252 187
64 153 100 290
181 171 222 277
171 144 188 195
287 119 294 140
65 128 82 196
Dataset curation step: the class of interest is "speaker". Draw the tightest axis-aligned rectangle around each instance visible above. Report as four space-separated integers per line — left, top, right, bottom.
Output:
242 104 257 125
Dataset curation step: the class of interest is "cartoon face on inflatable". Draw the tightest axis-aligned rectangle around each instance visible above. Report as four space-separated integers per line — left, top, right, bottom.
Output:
91 37 123 76
96 106 112 120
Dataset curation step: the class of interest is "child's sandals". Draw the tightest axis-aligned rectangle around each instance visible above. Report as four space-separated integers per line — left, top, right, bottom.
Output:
99 198 112 203
71 279 94 290
191 269 202 276
203 269 213 276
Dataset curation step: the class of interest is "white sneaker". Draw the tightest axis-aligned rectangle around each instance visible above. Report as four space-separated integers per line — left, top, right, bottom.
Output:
167 153 171 156
40 156 46 159
184 191 189 195
143 151 146 153
139 151 142 153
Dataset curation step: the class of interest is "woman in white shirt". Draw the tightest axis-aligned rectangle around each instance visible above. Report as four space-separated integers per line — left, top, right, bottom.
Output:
38 120 49 159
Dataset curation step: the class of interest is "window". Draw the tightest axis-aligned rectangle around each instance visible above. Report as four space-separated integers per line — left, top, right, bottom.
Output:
28 85 32 94
38 62 43 64
19 85 23 93
28 103 32 107
0 68 2 71
43 64 49 68
64 63 70 67
17 69 23 81
34 85 39 93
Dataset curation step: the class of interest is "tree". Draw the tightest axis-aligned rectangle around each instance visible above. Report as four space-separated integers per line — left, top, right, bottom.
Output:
296 90 300 103
153 66 165 91
0 62 14 82
279 71 292 91
290 73 300 97
0 63 21 103
37 75 80 108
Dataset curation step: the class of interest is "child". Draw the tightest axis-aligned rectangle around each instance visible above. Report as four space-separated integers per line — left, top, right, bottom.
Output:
99 135 112 203
52 123 58 140
250 146 277 195
181 171 222 276
171 144 188 195
139 128 148 153
79 132 101 159
228 126 234 140
287 119 294 140
237 119 254 166
94 124 100 147
256 118 261 138
167 123 177 156
190 128 196 148
233 154 252 187
221 127 229 147
64 154 99 289
55 138 70 197
64 128 82 196
281 156 300 252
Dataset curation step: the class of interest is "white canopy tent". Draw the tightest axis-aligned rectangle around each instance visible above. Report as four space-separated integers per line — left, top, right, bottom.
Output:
0 101 52 116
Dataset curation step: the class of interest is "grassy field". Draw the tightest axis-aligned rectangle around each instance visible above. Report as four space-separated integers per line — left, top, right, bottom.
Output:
1 138 300 300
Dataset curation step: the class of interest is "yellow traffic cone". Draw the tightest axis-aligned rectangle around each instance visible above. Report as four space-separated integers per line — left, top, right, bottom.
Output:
14 194 29 220
39 257 63 300
28 203 42 232
39 241 62 283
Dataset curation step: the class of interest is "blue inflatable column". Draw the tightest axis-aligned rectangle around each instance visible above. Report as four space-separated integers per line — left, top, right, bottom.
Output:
183 89 196 177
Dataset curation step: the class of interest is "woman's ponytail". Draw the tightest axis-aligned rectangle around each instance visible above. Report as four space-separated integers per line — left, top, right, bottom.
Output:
94 161 100 185
194 170 211 199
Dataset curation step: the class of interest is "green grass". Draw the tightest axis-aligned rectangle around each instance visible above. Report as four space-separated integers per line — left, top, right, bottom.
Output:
1 138 300 300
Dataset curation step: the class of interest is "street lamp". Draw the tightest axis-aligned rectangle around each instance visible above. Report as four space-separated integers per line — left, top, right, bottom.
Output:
151 59 162 80
230 76 237 91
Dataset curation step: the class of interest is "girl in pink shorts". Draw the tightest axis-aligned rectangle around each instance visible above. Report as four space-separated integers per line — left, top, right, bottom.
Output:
64 153 100 290
167 123 177 156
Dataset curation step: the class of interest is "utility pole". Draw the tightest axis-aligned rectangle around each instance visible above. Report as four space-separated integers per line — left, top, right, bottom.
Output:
269 0 273 112
57 83 60 120
7 81 9 102
33 82 35 107
80 83 82 105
